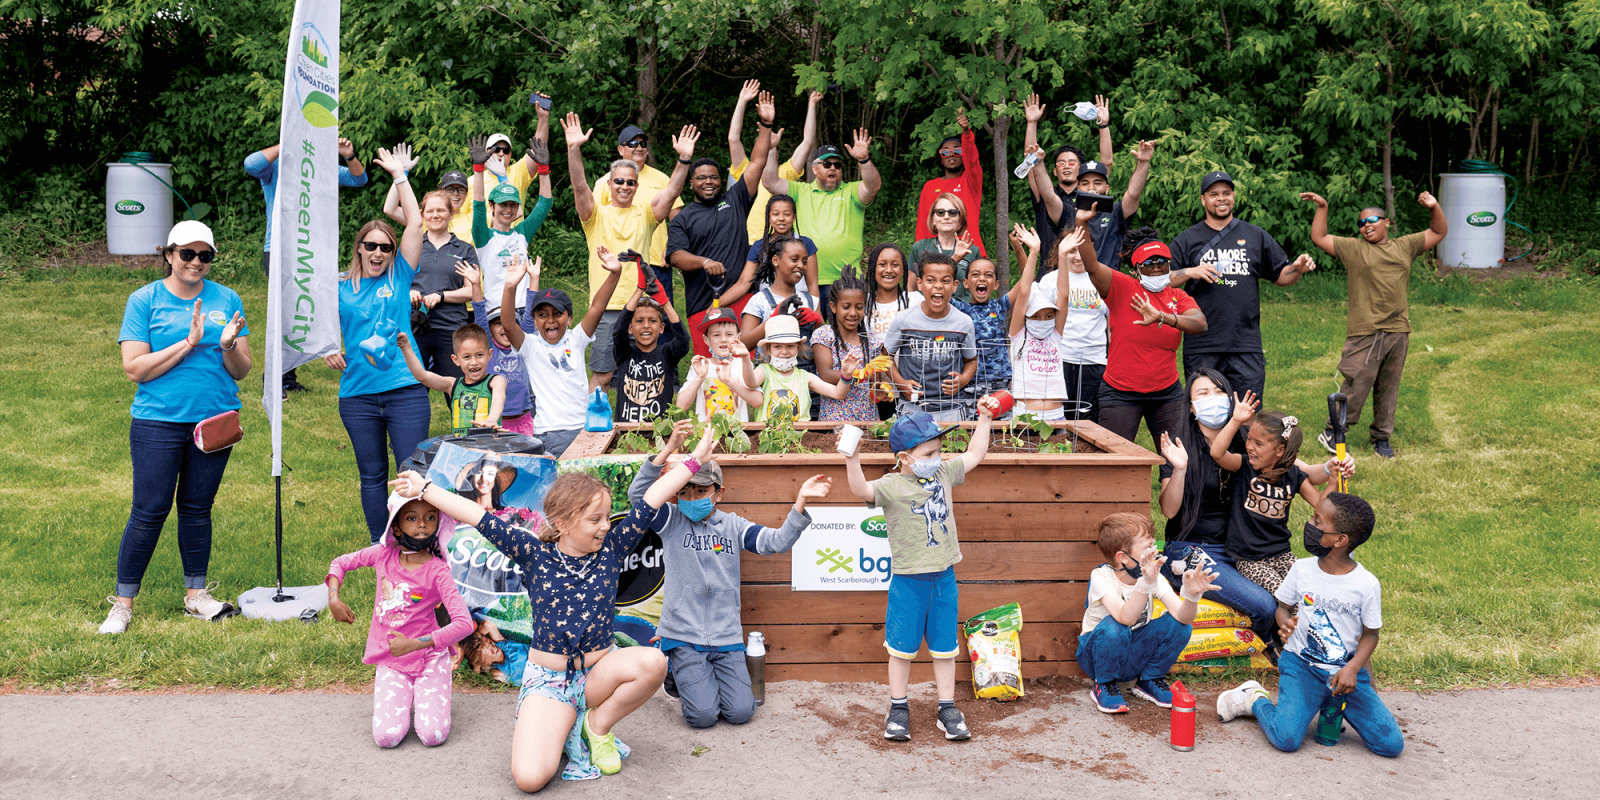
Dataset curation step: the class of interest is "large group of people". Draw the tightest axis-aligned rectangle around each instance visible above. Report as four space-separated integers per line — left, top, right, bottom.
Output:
102 80 1447 788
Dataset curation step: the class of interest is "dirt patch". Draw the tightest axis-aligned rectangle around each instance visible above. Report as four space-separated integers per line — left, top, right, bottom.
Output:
1084 751 1144 782
1431 242 1559 280
23 239 167 271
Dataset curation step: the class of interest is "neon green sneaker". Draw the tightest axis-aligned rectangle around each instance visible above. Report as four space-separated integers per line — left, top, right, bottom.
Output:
582 714 621 775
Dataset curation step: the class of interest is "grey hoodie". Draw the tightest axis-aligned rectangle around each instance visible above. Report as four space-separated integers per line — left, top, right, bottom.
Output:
628 460 812 647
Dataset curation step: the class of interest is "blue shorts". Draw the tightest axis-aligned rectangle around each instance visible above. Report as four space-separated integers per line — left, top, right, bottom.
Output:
884 567 959 659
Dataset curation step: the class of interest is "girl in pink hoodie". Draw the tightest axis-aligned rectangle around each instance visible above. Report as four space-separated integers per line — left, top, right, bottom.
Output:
327 493 473 748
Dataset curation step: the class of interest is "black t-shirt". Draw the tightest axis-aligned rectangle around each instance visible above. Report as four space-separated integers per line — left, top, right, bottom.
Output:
667 179 757 317
1224 460 1308 561
1169 219 1289 354
611 308 690 423
1159 429 1244 545
1033 186 1129 269
411 234 479 329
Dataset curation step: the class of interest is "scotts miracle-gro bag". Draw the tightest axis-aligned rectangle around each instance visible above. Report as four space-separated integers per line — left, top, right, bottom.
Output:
965 602 1025 701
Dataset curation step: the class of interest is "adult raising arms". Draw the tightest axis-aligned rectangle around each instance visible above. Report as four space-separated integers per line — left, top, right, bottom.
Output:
1071 214 1208 448
324 148 429 543
101 220 251 634
390 425 725 789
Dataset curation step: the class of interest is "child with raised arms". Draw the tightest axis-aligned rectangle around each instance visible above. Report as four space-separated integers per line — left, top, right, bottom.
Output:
1217 492 1402 758
811 265 887 422
457 259 535 435
326 493 472 748
398 322 505 436
676 305 761 422
1006 226 1079 420
741 314 858 422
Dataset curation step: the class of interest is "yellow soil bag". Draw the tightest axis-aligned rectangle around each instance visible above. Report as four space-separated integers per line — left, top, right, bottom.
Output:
1152 598 1254 629
965 603 1024 701
1169 654 1277 674
1178 627 1268 661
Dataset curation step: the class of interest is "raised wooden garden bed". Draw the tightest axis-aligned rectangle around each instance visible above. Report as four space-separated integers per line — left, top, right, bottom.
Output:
562 420 1162 684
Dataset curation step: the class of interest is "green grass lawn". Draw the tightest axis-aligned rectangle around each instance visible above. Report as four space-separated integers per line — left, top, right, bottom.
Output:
0 264 1596 691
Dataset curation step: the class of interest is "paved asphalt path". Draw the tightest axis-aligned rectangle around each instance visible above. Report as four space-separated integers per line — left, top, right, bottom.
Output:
2 681 1592 798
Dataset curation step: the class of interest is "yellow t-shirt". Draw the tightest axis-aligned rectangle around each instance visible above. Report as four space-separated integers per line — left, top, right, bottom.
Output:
581 202 661 310
449 162 535 240
594 163 684 267
731 159 805 245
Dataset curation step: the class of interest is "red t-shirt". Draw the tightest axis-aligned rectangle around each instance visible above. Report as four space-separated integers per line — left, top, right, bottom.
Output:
914 128 987 258
1103 271 1196 394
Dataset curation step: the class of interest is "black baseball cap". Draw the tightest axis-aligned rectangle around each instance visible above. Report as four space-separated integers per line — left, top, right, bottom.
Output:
1200 170 1235 193
1078 160 1109 180
813 145 844 163
439 171 469 189
617 125 647 146
528 288 573 316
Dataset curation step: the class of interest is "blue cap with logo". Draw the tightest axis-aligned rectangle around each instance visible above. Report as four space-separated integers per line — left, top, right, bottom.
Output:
1200 170 1235 193
887 411 956 454
528 288 572 316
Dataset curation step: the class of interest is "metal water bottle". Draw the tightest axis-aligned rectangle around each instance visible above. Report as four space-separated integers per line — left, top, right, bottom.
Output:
1315 692 1346 746
746 632 766 706
1169 680 1196 751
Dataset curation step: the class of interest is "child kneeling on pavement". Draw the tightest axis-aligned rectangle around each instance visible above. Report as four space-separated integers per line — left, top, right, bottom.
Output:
627 420 831 728
1079 512 1220 713
1216 492 1403 757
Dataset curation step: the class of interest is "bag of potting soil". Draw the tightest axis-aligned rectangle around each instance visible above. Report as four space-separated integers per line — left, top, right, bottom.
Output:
965 603 1024 701
1152 597 1254 629
1169 654 1277 674
1177 627 1268 661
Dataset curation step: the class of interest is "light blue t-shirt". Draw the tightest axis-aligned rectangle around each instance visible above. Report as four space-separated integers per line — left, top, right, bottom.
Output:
243 151 368 252
118 280 250 423
337 255 424 399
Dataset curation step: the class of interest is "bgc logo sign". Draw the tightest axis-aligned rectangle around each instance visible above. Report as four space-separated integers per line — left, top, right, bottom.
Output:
794 507 894 591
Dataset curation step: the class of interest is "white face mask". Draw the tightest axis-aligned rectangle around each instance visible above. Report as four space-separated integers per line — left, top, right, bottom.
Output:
769 355 798 371
908 456 943 479
1192 394 1232 429
1025 319 1056 338
1139 272 1171 293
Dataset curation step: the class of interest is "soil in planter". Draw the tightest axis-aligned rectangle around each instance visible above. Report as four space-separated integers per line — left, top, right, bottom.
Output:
795 428 1101 455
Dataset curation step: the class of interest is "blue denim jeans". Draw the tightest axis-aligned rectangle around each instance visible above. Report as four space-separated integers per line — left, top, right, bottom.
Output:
116 419 234 597
1075 612 1191 685
1161 540 1280 642
667 647 756 728
339 384 432 542
1252 649 1404 757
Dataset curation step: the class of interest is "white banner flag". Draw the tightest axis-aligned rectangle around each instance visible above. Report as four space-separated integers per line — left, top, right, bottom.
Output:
264 0 342 476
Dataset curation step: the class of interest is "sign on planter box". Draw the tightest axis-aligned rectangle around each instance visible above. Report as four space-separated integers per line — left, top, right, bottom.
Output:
791 505 894 591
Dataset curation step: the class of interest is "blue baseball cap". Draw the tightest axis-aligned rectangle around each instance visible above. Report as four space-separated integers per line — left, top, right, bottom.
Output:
888 411 955 454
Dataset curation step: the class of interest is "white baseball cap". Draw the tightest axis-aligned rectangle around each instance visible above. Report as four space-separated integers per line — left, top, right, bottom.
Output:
166 220 216 249
485 133 513 150
1026 289 1058 317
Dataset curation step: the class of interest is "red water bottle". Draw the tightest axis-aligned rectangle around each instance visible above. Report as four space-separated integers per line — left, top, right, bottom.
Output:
1169 680 1196 751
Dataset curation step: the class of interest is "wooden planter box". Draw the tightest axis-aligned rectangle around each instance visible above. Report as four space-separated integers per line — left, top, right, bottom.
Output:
562 420 1161 684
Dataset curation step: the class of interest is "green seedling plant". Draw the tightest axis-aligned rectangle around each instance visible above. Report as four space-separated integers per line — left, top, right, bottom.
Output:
755 405 811 454
869 415 895 440
940 425 971 453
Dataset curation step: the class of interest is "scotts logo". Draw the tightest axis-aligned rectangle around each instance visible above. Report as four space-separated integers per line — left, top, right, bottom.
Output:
114 200 144 215
294 23 338 128
1467 211 1498 227
859 515 889 538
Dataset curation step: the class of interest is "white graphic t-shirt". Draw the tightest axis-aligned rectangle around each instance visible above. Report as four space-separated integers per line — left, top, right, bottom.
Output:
1275 557 1383 673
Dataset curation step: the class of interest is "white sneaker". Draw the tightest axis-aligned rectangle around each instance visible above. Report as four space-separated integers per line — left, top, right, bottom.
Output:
1217 680 1269 722
98 597 132 634
183 582 236 621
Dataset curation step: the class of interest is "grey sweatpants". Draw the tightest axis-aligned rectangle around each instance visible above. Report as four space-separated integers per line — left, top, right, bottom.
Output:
667 647 756 729
1335 331 1409 441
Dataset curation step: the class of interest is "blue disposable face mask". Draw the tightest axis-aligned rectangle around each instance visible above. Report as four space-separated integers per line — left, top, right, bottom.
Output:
1193 394 1232 429
680 495 716 522
909 457 942 479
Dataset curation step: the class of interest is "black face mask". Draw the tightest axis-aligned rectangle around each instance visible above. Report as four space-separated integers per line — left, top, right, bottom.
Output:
1303 522 1333 558
397 532 438 554
1116 557 1143 579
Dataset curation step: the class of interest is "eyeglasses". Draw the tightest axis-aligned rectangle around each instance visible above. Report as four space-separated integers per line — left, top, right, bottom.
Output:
612 178 638 187
931 208 960 218
1357 215 1386 227
938 147 962 157
691 174 721 182
624 139 648 149
489 145 511 154
360 241 395 253
177 248 215 264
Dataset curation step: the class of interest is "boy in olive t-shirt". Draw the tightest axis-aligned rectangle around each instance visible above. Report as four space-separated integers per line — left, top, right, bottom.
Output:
844 401 1000 744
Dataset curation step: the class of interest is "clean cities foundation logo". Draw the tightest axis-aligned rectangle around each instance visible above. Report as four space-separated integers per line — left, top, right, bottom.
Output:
295 23 338 128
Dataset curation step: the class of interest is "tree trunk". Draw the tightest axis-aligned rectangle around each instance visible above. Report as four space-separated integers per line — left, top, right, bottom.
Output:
991 112 1012 286
1383 121 1395 221
636 24 660 167
1525 115 1540 187
1488 96 1500 164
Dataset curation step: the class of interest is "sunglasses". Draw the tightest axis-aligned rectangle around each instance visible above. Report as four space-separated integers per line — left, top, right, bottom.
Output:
1357 215 1387 227
817 160 843 170
360 241 395 253
489 145 512 154
612 178 638 187
931 208 960 218
624 140 648 149
177 248 215 264
938 147 962 157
